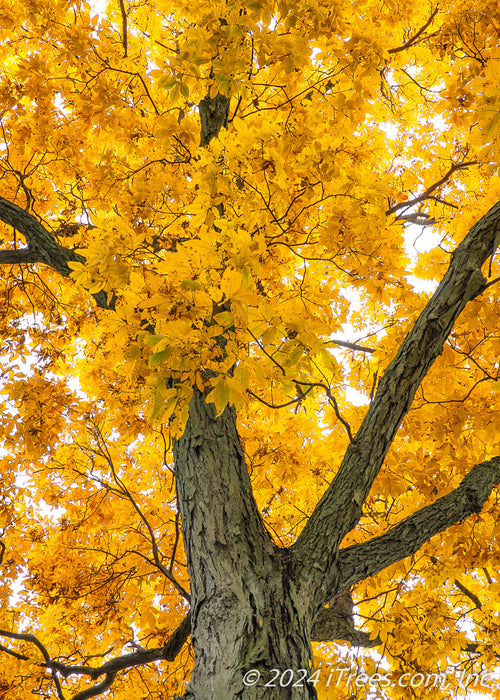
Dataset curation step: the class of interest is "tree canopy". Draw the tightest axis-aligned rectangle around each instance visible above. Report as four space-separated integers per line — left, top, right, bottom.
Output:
0 0 500 698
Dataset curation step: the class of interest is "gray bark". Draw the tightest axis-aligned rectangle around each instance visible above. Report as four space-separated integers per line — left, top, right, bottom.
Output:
169 192 500 697
0 196 84 275
173 390 317 699
338 457 500 590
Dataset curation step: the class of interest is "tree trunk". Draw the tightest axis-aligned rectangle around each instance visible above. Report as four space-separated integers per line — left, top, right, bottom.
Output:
173 390 319 699
179 568 317 700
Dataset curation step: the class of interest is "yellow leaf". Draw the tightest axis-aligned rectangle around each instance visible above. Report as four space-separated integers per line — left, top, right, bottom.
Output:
206 376 229 416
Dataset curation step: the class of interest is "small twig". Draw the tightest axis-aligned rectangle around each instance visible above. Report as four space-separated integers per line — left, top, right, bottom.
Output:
247 386 314 410
42 616 190 680
0 614 191 700
399 67 441 95
249 377 353 440
483 568 493 585
483 275 500 290
294 380 353 441
369 372 378 402
90 47 160 115
327 393 353 442
247 327 286 376
169 510 182 574
159 424 174 475
88 422 190 601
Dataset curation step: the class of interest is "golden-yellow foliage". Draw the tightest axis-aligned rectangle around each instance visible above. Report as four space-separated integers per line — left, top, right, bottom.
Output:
0 0 499 697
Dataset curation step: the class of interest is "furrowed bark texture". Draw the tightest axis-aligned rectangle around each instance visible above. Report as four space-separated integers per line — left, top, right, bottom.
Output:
198 94 230 146
174 94 329 699
174 390 320 699
172 392 500 697
171 194 500 698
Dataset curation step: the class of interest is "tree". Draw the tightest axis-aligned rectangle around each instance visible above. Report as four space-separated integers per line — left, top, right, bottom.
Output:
0 0 499 697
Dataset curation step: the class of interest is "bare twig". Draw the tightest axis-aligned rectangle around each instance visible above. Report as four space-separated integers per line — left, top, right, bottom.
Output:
88 422 190 601
327 392 353 441
0 614 191 700
247 385 314 410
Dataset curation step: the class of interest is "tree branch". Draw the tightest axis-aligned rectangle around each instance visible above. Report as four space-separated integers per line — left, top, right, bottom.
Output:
163 612 191 660
388 8 439 54
0 196 82 274
0 613 190 700
117 0 128 57
454 579 482 609
0 642 29 660
0 196 112 309
72 672 117 700
0 248 53 265
87 420 190 601
386 162 477 218
338 458 500 589
311 607 380 647
0 630 66 699
294 200 500 601
46 617 190 679
326 338 375 353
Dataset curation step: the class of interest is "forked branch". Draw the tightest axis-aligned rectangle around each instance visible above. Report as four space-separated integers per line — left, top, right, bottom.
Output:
0 614 191 700
386 161 477 218
0 196 111 309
